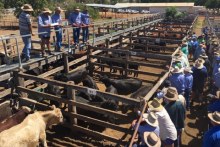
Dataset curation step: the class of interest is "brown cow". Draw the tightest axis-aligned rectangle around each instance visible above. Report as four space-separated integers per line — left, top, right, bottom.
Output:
0 105 63 147
0 106 32 133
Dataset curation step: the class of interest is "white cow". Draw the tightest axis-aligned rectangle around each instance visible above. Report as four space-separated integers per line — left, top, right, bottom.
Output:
0 105 63 147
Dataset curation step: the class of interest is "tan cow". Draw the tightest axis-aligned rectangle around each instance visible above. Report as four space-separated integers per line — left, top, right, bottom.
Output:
0 105 63 147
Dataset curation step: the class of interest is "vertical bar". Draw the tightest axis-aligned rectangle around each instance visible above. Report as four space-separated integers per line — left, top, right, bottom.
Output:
67 81 77 125
93 24 95 46
13 70 27 98
67 28 70 53
63 52 69 73
15 37 22 69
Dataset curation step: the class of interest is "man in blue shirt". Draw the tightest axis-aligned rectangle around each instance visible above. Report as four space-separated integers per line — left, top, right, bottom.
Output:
69 7 82 45
207 91 220 112
192 37 199 58
203 111 220 147
184 67 193 110
82 7 91 44
169 66 185 95
38 8 53 57
194 43 205 61
19 4 34 62
52 7 63 51
213 57 220 79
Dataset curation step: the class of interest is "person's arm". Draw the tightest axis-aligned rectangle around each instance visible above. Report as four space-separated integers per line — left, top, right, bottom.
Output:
26 15 34 35
38 16 51 28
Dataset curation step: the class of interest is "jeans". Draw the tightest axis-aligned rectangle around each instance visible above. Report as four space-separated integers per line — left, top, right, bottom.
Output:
22 36 31 59
82 27 89 43
184 89 191 109
55 29 62 51
73 28 80 44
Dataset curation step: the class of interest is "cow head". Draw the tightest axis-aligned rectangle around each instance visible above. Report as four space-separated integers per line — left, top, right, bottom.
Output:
45 105 63 128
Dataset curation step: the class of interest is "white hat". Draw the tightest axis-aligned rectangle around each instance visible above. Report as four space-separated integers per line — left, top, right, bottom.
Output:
21 4 33 12
208 111 220 125
142 112 158 127
143 132 161 147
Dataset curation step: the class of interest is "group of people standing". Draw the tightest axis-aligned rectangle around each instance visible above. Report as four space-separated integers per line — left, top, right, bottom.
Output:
19 4 91 62
131 25 220 146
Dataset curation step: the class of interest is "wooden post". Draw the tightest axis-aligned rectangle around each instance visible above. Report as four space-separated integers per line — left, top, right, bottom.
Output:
125 52 129 78
129 32 132 44
13 70 27 98
119 35 123 48
87 46 93 76
67 81 77 125
63 52 69 74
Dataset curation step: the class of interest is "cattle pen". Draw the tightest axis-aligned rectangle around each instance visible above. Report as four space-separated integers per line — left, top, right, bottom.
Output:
0 14 197 146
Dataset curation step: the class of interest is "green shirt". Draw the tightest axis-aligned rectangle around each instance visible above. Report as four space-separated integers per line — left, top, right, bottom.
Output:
181 46 188 56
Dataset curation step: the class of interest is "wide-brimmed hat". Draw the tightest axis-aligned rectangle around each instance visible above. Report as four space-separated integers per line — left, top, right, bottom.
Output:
143 132 161 147
200 53 208 59
148 98 163 112
55 7 64 12
42 8 52 14
21 4 33 12
163 87 178 101
184 67 193 73
75 6 80 11
142 112 158 127
208 111 220 125
171 66 182 73
193 58 205 69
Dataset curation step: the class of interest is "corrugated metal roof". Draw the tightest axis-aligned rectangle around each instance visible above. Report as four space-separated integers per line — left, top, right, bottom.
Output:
115 3 194 7
86 4 126 9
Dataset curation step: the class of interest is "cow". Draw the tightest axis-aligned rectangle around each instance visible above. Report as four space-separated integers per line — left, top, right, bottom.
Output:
0 106 32 133
121 83 153 113
0 105 63 147
54 68 88 84
99 75 142 95
45 84 61 107
128 63 139 77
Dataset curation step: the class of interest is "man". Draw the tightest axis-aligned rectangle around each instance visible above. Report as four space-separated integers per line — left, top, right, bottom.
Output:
213 57 220 79
132 112 160 146
82 7 90 44
203 111 220 147
192 37 199 57
200 53 211 76
38 8 53 57
181 40 188 56
207 91 220 112
198 34 206 44
213 68 220 94
52 7 63 51
169 66 185 95
148 98 177 147
69 7 82 45
194 43 205 61
184 67 193 110
19 4 34 62
192 58 208 106
164 87 186 147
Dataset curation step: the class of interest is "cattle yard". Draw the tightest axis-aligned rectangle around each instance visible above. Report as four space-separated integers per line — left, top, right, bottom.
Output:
0 14 197 146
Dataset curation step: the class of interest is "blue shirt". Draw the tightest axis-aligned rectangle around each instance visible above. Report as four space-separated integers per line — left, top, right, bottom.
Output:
194 46 205 61
169 73 185 94
214 72 220 88
207 100 220 112
38 14 52 37
192 40 199 50
68 12 82 26
19 12 32 35
82 11 90 25
52 13 62 30
203 125 220 147
184 73 193 90
192 66 208 87
213 63 220 78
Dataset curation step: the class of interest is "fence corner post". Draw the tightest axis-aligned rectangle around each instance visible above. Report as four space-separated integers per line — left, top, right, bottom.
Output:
67 81 77 125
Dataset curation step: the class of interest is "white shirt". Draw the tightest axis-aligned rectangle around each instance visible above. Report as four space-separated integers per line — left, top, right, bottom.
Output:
154 108 177 141
178 94 186 108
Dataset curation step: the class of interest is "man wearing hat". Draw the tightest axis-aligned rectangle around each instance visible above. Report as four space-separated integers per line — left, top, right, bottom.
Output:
200 53 211 76
169 66 185 95
194 43 206 61
19 4 34 62
192 58 208 106
148 98 177 147
52 7 64 51
213 56 220 78
82 6 91 44
38 8 53 57
207 91 220 112
164 87 186 147
181 40 189 56
184 67 193 110
132 112 160 146
69 7 82 45
203 111 220 147
192 37 199 57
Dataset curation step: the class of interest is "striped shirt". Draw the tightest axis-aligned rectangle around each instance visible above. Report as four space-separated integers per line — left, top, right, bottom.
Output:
19 12 31 35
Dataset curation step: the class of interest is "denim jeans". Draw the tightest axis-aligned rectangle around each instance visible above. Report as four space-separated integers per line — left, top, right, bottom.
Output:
22 36 31 59
184 89 191 109
82 27 89 43
73 28 80 44
55 29 62 51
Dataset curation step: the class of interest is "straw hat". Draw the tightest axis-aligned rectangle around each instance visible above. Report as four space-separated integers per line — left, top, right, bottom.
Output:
163 87 178 101
142 112 158 128
148 98 163 112
184 67 193 73
193 58 205 69
200 53 208 59
143 132 161 147
171 66 182 73
75 6 80 11
208 111 220 125
55 7 64 12
21 4 33 12
42 8 52 14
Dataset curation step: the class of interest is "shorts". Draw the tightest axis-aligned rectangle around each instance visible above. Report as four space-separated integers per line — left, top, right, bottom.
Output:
162 138 176 145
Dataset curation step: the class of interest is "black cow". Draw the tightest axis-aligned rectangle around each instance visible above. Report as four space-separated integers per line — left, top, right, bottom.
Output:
100 75 142 95
54 68 88 84
128 63 139 77
45 84 61 107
